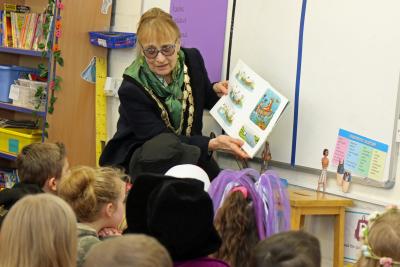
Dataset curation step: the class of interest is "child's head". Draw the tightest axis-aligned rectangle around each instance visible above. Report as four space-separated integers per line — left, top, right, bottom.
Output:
58 166 126 229
214 187 259 267
250 230 321 267
83 234 173 267
16 142 68 193
0 194 77 267
354 208 400 267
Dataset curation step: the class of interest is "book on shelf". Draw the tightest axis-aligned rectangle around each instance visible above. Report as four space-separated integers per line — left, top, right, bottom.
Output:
0 3 52 50
0 11 3 47
210 60 289 158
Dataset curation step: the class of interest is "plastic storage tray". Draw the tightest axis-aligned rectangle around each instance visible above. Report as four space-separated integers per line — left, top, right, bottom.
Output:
89 31 136 49
0 128 42 155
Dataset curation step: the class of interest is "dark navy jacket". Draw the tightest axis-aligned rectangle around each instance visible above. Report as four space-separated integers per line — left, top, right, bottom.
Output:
99 48 219 171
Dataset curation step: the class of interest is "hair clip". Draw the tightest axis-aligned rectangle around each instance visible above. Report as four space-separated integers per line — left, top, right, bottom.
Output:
380 257 393 267
231 186 248 199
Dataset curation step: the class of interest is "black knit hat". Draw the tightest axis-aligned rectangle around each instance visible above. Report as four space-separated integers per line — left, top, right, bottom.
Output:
129 133 201 178
125 173 221 261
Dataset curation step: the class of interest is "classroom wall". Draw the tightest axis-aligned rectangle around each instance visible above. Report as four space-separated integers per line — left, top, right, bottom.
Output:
106 0 140 140
108 2 392 266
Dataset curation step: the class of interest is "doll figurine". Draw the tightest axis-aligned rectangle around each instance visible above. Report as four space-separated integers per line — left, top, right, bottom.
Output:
336 159 345 186
342 171 352 193
260 141 272 173
317 149 329 192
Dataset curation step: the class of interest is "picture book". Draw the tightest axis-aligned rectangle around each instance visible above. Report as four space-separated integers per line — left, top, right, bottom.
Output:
210 60 289 158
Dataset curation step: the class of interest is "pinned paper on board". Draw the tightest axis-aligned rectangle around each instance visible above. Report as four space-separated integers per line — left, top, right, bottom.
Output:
101 0 112 14
81 57 96 84
332 129 388 181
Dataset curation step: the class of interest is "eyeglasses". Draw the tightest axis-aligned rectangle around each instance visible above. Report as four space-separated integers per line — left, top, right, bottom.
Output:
141 40 177 59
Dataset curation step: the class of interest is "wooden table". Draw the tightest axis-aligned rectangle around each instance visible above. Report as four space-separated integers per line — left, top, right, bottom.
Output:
289 188 353 267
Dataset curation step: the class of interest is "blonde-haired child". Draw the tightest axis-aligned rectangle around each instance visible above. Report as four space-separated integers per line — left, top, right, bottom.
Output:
83 234 173 267
354 207 400 267
58 166 126 267
0 194 77 267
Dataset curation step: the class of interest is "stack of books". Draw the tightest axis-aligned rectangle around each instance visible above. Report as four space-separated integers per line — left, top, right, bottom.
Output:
0 3 53 50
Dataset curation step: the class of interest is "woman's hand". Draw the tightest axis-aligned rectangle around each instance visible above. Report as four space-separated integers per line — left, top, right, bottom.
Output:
213 81 229 97
208 135 250 159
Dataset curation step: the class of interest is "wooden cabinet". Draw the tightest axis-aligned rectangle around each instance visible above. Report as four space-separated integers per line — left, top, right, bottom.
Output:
45 0 111 166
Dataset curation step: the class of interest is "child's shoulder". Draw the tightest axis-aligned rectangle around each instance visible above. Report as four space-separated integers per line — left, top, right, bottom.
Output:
77 224 101 267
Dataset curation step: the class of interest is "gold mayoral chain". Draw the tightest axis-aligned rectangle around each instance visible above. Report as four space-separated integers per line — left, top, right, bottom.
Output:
143 64 194 136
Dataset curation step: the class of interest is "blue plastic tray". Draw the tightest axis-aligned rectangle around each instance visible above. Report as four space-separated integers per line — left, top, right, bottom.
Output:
89 31 136 49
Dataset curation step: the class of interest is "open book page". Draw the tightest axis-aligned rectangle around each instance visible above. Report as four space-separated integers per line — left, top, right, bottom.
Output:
210 60 289 158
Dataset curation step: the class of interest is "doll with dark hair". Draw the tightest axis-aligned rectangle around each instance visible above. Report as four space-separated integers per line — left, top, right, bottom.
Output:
250 231 321 267
317 149 329 192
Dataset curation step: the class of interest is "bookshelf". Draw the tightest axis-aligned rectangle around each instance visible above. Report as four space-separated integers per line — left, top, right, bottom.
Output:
0 0 57 162
0 47 46 57
0 0 111 166
0 102 46 116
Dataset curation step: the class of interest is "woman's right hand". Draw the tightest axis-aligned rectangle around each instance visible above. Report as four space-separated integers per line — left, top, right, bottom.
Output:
208 135 250 159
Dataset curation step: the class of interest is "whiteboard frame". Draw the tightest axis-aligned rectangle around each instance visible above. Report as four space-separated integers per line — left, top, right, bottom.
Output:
224 0 400 189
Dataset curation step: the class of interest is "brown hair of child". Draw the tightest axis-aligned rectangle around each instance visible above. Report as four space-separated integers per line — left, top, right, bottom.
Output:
213 191 259 267
16 142 68 191
250 230 321 267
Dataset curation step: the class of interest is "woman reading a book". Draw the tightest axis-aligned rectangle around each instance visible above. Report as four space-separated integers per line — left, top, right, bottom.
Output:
99 8 248 179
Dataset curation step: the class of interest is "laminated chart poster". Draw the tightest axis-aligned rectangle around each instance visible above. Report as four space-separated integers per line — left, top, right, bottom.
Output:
210 60 289 158
333 129 388 181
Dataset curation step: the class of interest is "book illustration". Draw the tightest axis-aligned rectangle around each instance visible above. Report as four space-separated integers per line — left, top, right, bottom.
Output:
239 125 260 148
217 102 235 125
229 84 244 107
235 70 255 90
250 89 281 130
210 59 289 158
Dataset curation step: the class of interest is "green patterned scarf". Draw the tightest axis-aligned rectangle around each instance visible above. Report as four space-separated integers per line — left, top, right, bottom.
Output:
124 51 185 130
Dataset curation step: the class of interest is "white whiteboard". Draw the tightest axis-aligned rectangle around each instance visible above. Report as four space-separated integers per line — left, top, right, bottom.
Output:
228 0 400 187
139 0 400 195
228 0 302 164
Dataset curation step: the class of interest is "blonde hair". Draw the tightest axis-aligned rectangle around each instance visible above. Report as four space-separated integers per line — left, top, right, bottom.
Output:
58 166 125 222
354 208 400 267
17 142 66 186
83 234 173 267
0 194 77 267
137 8 180 49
